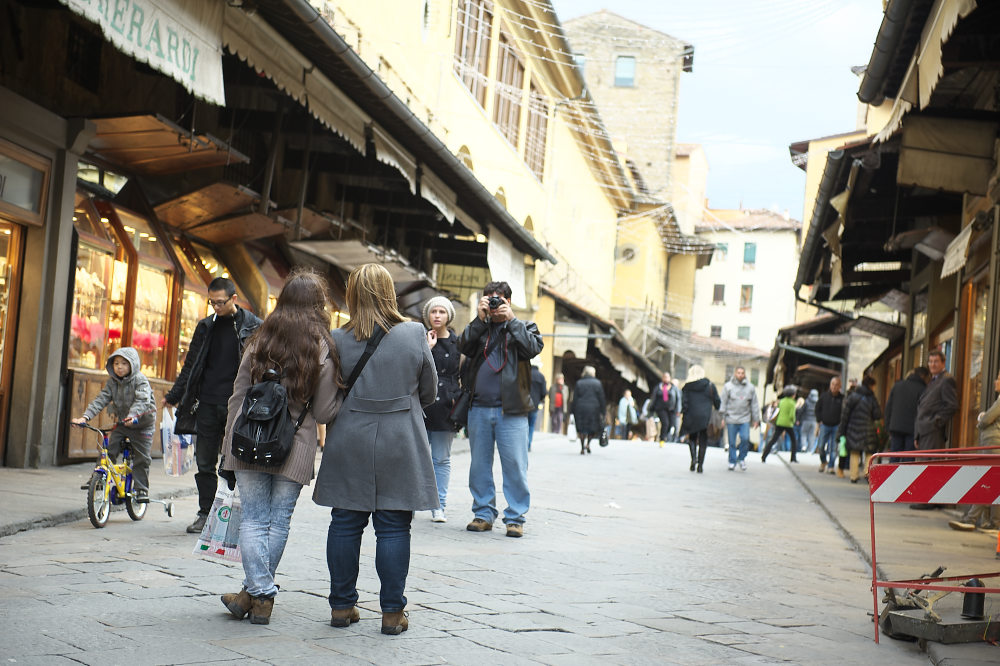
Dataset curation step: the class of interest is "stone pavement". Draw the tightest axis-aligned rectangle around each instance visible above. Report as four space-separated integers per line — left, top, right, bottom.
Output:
0 433 997 664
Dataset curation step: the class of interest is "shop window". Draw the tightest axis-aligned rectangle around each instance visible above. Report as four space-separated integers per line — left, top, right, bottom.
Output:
740 285 753 313
493 31 524 147
524 80 548 180
173 238 212 374
0 137 50 226
738 325 750 340
69 199 118 370
710 325 721 338
453 0 493 107
712 284 725 305
743 242 756 268
614 55 636 87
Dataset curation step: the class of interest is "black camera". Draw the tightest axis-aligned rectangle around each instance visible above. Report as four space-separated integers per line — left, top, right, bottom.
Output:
488 296 503 310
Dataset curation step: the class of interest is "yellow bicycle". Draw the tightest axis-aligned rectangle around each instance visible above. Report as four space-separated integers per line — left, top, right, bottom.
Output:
75 422 174 528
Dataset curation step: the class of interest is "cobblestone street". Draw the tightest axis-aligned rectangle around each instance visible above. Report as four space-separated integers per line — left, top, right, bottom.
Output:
0 433 936 664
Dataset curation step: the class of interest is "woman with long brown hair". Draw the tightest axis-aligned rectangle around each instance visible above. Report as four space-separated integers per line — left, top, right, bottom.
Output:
314 263 438 636
218 268 343 625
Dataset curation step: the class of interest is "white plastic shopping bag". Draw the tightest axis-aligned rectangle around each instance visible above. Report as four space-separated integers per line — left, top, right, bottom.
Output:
566 414 577 440
193 487 242 562
161 407 195 477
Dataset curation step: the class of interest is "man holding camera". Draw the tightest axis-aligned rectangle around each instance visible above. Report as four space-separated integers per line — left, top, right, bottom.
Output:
457 281 543 538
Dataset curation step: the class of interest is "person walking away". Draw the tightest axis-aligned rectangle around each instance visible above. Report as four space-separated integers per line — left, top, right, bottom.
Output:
218 269 343 625
762 386 798 463
528 361 547 452
680 365 720 473
720 366 760 471
800 389 819 454
815 377 844 474
884 367 929 463
457 280 543 538
838 374 881 483
72 346 156 499
314 263 438 635
549 374 569 434
422 296 461 523
651 371 679 444
950 369 1000 531
616 389 637 440
165 277 262 533
914 350 959 450
571 366 606 454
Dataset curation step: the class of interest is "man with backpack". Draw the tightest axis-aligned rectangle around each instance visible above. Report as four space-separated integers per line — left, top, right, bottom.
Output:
651 371 680 443
164 277 261 534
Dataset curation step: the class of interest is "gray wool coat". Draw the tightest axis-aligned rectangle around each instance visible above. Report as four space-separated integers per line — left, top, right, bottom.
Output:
313 321 440 511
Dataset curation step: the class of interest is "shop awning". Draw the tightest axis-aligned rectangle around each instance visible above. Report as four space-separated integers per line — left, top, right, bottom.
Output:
288 239 435 286
88 115 249 176
192 212 290 244
897 116 997 196
59 0 226 105
154 182 260 230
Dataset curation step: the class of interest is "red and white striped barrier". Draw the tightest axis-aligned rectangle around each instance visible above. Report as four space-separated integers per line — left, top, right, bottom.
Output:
869 464 1000 504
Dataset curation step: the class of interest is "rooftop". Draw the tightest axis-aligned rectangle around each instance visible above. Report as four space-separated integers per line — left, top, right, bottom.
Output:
696 208 801 233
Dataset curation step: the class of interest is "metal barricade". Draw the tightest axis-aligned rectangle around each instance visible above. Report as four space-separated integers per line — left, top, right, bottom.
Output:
867 446 1000 643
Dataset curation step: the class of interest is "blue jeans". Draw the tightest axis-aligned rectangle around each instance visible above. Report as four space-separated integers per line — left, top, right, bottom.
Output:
889 431 915 464
727 422 751 464
468 406 530 525
327 508 412 612
427 429 455 509
527 409 538 451
800 421 817 453
235 470 303 598
818 424 838 468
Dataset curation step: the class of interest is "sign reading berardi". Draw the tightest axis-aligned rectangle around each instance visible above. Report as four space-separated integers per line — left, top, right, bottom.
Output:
59 0 225 106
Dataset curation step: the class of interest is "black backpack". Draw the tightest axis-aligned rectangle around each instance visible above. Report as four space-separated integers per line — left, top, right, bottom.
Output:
231 369 310 467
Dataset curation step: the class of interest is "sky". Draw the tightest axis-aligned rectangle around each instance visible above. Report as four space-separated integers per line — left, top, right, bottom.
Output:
549 0 887 221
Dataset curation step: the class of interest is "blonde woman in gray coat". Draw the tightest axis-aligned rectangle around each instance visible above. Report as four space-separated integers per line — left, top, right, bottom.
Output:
314 263 438 636
218 269 344 626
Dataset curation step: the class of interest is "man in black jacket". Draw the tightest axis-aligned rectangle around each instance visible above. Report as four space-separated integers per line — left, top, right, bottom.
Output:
884 367 929 462
164 277 261 533
815 376 844 474
458 281 543 538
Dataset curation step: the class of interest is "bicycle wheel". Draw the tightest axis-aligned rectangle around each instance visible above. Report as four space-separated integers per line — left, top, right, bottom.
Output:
125 490 147 521
87 472 110 528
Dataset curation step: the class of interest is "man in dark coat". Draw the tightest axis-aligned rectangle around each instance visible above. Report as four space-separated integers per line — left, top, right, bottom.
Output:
164 277 261 533
884 367 930 462
914 350 958 450
815 376 844 474
528 362 547 452
570 365 606 455
458 281 543 538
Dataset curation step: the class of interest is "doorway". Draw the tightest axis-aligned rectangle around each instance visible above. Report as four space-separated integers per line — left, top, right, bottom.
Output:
0 218 24 463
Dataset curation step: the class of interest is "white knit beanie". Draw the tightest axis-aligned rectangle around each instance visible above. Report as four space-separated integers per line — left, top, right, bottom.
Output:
422 296 455 329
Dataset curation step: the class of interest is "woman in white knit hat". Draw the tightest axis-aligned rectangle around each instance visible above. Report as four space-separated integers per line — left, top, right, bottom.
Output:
422 296 461 522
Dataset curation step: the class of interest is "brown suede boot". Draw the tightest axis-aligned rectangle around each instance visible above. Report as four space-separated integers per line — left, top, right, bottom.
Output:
221 588 253 620
381 611 408 635
249 595 274 625
330 606 360 627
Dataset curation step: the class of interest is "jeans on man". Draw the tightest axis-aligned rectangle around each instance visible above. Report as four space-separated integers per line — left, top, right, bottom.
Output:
468 406 529 525
426 429 455 509
327 508 412 612
236 470 302 598
195 402 229 515
888 431 915 464
818 423 838 467
726 422 751 465
799 421 817 453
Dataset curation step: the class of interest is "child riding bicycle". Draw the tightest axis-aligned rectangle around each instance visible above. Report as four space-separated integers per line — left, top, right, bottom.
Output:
72 347 156 499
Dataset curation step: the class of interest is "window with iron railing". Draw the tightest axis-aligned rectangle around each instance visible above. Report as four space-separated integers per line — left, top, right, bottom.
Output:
493 31 524 147
453 0 493 107
524 81 548 180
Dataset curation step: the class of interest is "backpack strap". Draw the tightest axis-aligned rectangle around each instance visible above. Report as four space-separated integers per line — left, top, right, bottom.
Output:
344 326 387 395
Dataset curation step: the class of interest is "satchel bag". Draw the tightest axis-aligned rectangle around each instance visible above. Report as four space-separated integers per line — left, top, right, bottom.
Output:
173 398 198 435
707 407 725 440
448 389 471 430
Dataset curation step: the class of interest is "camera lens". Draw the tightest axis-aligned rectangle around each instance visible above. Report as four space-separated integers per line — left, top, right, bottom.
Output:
488 296 502 309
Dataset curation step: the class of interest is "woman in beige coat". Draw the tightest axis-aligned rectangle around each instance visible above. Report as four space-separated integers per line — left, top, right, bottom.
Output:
218 269 343 625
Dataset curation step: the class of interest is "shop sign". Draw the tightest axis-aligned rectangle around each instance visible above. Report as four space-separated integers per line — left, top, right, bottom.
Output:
940 223 973 279
59 0 225 105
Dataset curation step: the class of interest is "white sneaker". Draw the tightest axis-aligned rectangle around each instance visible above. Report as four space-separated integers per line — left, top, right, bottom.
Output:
727 463 736 471
431 509 447 523
739 460 747 471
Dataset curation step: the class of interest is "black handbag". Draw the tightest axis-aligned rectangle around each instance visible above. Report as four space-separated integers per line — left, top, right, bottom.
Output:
599 426 610 447
448 390 471 430
174 399 198 435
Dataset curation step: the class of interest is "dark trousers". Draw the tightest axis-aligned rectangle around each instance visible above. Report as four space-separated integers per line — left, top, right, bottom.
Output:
109 423 153 493
763 425 797 461
327 508 412 612
655 408 675 441
889 431 915 464
195 401 229 515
